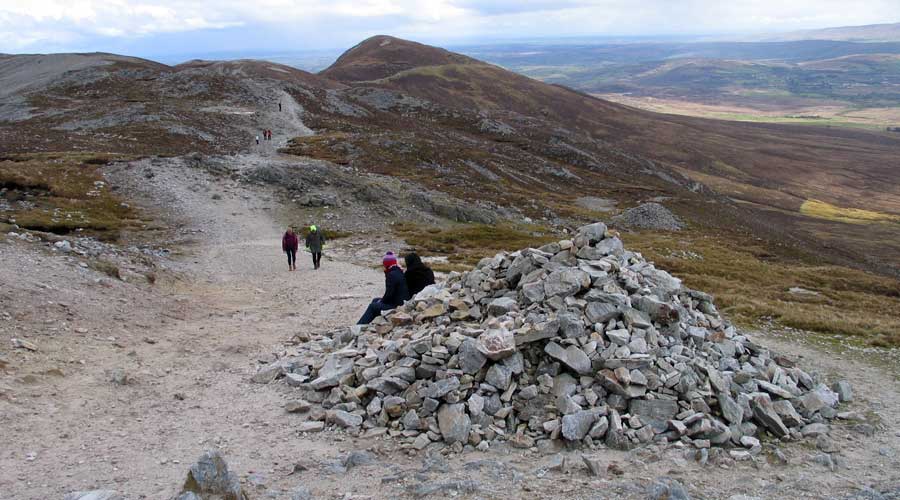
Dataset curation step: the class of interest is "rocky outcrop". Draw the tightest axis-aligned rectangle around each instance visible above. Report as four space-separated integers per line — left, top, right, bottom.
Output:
612 202 683 231
257 221 849 454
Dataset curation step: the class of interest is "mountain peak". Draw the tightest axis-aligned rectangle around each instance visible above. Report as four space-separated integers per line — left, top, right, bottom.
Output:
320 35 478 82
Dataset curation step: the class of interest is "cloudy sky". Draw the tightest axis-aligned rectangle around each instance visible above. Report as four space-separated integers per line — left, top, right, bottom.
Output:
2 0 899 59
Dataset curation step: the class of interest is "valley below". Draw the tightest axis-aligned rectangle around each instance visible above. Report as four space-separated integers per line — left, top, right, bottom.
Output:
596 94 900 131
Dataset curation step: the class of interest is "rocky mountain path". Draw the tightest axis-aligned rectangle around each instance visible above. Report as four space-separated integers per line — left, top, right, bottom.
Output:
252 87 312 156
1 157 389 499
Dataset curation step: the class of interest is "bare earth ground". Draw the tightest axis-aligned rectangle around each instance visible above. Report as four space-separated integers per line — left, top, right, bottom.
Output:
2 156 900 500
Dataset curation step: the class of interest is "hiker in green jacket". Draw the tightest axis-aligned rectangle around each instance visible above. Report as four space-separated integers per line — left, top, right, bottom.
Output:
305 225 326 270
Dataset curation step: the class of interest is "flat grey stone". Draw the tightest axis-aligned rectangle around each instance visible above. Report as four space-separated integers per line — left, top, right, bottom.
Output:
629 399 679 432
437 403 471 444
562 410 597 441
750 394 789 438
485 364 512 391
585 302 620 324
458 339 487 374
545 341 592 375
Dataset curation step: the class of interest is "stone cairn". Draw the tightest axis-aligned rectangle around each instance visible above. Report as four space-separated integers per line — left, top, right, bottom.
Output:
257 222 853 457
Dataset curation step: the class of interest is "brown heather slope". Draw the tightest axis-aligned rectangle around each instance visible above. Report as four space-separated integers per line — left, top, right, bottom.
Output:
0 54 329 155
174 58 345 90
314 36 900 276
322 37 900 217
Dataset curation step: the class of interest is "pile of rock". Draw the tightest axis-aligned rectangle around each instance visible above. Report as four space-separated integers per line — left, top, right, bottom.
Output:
611 202 683 231
259 222 851 456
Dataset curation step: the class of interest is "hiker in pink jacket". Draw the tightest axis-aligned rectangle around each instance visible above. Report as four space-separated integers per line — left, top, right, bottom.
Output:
282 227 299 271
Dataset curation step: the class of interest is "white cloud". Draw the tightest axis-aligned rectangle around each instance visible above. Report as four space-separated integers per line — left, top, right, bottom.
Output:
0 0 898 53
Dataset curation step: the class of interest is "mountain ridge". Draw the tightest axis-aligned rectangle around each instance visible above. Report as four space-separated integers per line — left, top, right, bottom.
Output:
2 35 899 277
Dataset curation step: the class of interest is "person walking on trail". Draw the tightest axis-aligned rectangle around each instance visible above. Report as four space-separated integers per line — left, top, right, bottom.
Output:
278 102 282 112
404 252 435 297
357 252 410 324
282 226 299 271
255 135 260 145
305 225 326 269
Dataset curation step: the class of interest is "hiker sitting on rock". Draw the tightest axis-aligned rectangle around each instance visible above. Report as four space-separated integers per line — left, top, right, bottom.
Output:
282 226 299 271
305 224 325 270
357 252 410 324
404 252 435 297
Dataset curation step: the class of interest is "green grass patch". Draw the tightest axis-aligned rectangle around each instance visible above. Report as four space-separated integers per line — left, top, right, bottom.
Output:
0 152 140 240
623 230 900 347
800 199 900 225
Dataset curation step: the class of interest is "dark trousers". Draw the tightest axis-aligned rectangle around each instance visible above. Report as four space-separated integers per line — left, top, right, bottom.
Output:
311 251 322 269
286 249 296 267
357 299 396 324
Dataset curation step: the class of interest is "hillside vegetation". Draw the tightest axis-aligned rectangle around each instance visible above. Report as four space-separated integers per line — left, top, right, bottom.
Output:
0 153 142 239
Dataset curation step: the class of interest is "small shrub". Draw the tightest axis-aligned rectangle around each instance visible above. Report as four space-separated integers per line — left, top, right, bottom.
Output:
90 260 121 280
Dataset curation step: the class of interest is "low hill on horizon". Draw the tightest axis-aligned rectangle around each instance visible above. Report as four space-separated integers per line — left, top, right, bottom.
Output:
757 22 900 43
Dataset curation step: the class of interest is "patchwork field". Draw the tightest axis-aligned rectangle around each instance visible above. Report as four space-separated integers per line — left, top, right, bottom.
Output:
597 94 900 130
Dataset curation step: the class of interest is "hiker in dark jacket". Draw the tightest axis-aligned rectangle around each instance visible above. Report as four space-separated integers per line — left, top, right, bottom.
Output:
282 227 299 271
357 252 410 324
404 252 435 297
305 225 326 270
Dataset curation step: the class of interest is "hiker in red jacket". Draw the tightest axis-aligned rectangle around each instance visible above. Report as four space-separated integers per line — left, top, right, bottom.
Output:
282 227 299 271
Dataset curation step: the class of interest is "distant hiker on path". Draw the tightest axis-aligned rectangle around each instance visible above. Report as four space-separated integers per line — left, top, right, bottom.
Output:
357 252 410 324
255 135 260 145
404 252 435 297
305 225 326 270
282 226 299 271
